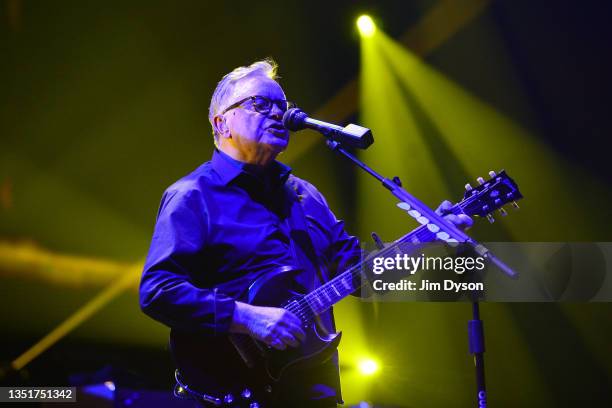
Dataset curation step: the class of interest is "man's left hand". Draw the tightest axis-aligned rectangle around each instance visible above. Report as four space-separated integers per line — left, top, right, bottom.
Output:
436 200 473 230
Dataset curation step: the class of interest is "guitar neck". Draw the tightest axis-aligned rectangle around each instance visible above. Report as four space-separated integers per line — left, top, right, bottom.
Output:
285 170 522 320
301 221 437 315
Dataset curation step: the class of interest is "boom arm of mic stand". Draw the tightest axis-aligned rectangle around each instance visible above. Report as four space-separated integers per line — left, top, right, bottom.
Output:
324 139 519 280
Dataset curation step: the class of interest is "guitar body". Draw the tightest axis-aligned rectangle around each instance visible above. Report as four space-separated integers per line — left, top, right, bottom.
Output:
170 267 342 406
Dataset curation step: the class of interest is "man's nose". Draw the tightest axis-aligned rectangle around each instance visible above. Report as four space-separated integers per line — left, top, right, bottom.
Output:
269 103 284 119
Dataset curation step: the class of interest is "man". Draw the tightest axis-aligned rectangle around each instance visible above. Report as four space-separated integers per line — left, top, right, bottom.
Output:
140 59 471 407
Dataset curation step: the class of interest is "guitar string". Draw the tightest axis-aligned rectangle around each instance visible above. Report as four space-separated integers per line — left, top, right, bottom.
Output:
295 194 473 314
287 204 460 317
296 175 517 316
283 183 504 318
286 223 436 318
290 208 456 316
304 200 487 309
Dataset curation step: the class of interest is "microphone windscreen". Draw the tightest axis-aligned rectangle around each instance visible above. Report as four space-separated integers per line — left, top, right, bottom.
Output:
282 108 307 131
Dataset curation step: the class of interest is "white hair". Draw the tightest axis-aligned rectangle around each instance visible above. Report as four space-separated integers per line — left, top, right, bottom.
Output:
208 58 279 138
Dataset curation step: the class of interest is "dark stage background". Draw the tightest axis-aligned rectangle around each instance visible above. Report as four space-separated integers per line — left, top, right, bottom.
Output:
1 0 611 406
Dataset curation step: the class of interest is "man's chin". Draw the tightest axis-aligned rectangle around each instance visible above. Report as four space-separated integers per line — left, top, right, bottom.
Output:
264 134 290 150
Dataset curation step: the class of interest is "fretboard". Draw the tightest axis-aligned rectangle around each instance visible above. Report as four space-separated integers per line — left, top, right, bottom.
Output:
300 222 438 315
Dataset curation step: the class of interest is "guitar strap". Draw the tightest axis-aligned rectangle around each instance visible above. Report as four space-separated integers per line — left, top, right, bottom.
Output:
283 179 340 360
283 180 331 292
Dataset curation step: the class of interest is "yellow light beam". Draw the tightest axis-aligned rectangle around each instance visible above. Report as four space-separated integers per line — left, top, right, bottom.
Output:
375 31 612 240
399 0 489 55
282 0 491 164
356 27 448 239
11 262 141 371
0 240 137 288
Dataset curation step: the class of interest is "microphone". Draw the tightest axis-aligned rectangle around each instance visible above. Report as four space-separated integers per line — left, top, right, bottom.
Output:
282 108 374 149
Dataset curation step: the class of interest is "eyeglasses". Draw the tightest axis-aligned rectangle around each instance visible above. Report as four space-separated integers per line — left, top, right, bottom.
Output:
221 95 296 115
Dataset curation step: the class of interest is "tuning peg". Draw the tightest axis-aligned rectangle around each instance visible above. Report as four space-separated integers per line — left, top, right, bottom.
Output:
224 394 234 404
511 201 520 210
488 170 497 178
499 208 508 216
465 183 473 191
241 389 252 399
477 177 485 185
486 214 495 223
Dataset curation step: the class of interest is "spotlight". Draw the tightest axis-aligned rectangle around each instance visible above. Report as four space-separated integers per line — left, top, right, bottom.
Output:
357 15 376 37
358 358 380 376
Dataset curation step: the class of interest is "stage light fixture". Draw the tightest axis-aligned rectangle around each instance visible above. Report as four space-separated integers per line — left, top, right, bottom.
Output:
357 15 376 37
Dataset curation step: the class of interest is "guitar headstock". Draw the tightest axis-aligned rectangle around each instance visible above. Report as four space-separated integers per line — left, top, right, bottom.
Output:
460 170 522 222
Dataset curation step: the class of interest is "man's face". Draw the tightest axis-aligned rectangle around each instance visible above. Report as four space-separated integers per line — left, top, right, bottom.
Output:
218 75 290 162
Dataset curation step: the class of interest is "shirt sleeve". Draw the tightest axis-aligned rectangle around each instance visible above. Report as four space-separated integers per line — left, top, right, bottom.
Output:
139 187 236 334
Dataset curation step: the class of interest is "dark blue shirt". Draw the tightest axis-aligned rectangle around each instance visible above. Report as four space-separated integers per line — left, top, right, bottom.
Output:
139 149 360 403
140 149 359 333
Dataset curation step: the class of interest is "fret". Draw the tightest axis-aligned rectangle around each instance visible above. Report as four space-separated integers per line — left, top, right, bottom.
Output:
331 284 341 297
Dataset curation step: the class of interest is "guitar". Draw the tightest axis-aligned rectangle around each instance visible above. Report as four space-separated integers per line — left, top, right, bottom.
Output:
170 170 522 407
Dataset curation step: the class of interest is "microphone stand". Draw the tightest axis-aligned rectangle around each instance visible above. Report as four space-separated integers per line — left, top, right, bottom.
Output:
322 138 517 407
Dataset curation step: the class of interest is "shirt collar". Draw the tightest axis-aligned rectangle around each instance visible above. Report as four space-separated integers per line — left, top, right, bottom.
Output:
211 149 292 186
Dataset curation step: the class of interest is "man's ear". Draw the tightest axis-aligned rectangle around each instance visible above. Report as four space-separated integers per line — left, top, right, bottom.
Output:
213 114 231 139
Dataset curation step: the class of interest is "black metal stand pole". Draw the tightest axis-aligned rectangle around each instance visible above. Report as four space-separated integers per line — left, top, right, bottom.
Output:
469 301 487 407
